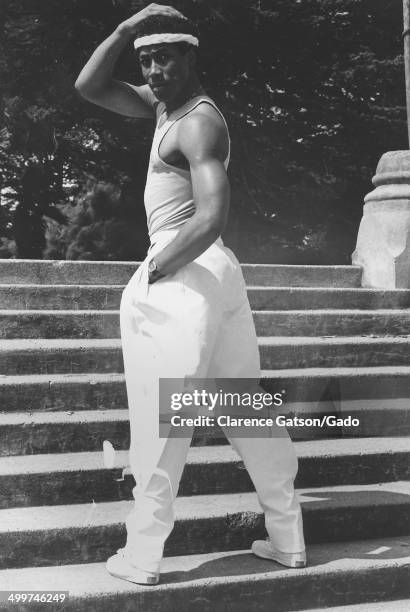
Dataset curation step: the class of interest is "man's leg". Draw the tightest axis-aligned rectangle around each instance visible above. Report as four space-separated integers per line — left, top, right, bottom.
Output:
207 258 306 564
111 249 227 580
224 436 305 558
122 432 193 576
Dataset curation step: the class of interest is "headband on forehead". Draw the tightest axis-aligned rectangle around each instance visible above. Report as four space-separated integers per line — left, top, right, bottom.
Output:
133 32 199 50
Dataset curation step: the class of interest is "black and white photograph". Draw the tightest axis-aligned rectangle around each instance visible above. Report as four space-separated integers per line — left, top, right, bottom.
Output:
0 1 409 610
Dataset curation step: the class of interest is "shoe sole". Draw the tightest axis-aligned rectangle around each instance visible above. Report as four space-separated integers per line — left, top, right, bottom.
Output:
252 545 306 569
106 564 159 585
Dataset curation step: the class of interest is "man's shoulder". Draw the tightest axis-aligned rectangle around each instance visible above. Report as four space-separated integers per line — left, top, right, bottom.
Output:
180 100 226 133
177 101 228 160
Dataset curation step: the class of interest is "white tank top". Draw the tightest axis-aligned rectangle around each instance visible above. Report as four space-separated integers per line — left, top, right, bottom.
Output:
144 95 231 240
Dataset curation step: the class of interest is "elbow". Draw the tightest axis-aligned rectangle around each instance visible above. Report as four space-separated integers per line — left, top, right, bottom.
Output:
205 204 229 238
194 189 230 238
74 77 98 101
74 78 88 98
74 72 85 91
201 214 227 239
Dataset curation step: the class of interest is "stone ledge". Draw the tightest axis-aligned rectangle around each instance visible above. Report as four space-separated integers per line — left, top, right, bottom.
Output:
0 535 409 611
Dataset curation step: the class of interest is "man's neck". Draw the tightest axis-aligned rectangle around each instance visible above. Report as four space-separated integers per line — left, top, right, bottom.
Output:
164 77 206 114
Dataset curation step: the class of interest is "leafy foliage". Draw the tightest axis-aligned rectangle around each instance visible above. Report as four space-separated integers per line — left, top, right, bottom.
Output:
44 179 149 260
0 0 406 262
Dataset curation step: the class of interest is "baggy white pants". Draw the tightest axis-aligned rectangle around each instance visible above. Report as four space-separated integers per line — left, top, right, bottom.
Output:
119 229 305 573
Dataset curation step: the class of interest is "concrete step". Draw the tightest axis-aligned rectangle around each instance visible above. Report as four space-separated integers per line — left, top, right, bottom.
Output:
2 309 410 339
0 372 126 413
1 397 410 455
1 367 409 412
0 259 363 287
0 284 125 310
1 337 409 375
0 339 124 375
0 409 130 456
0 535 408 612
255 310 410 337
1 480 410 569
0 309 120 339
2 284 410 311
259 337 410 369
1 438 409 509
310 600 410 612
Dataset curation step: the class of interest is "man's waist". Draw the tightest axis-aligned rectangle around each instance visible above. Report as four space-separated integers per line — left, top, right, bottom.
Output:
148 227 224 256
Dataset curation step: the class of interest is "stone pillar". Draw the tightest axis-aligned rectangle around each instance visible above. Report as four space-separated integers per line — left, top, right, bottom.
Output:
351 150 410 288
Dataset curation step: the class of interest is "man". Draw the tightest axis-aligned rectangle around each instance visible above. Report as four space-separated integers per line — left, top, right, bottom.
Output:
75 3 306 586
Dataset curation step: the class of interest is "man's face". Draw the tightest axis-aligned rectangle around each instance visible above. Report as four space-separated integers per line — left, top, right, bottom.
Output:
138 43 192 102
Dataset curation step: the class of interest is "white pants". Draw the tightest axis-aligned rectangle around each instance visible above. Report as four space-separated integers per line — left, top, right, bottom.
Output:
119 229 305 573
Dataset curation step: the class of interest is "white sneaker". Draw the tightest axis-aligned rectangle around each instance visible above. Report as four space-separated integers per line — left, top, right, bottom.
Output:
251 538 307 568
106 548 160 585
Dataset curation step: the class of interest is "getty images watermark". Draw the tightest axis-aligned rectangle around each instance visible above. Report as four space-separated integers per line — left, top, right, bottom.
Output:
158 378 361 439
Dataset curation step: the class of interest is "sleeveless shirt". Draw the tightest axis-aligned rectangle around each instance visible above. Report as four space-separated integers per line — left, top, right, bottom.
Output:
144 95 231 241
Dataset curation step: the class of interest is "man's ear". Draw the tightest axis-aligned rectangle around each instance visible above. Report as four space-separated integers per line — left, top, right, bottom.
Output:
187 48 196 68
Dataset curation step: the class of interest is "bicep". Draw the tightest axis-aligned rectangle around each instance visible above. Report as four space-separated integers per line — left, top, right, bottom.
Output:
81 81 156 118
180 116 230 221
190 158 230 224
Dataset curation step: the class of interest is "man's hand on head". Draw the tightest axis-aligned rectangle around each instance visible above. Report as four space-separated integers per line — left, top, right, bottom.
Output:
119 3 187 36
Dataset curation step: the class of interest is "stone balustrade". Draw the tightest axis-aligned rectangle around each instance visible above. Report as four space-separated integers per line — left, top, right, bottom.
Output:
352 150 410 288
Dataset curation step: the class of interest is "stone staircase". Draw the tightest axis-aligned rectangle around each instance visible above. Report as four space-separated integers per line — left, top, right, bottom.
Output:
0 259 409 611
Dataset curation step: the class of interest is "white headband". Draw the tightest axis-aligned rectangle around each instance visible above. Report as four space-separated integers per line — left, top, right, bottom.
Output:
133 33 199 50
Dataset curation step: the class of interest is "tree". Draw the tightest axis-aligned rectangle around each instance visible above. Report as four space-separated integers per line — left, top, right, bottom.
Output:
45 178 149 260
0 0 406 263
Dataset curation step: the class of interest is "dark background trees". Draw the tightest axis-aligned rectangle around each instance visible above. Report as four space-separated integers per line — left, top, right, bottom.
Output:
0 0 406 262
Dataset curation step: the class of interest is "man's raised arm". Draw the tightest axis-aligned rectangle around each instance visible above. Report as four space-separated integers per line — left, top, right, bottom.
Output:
74 3 183 118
